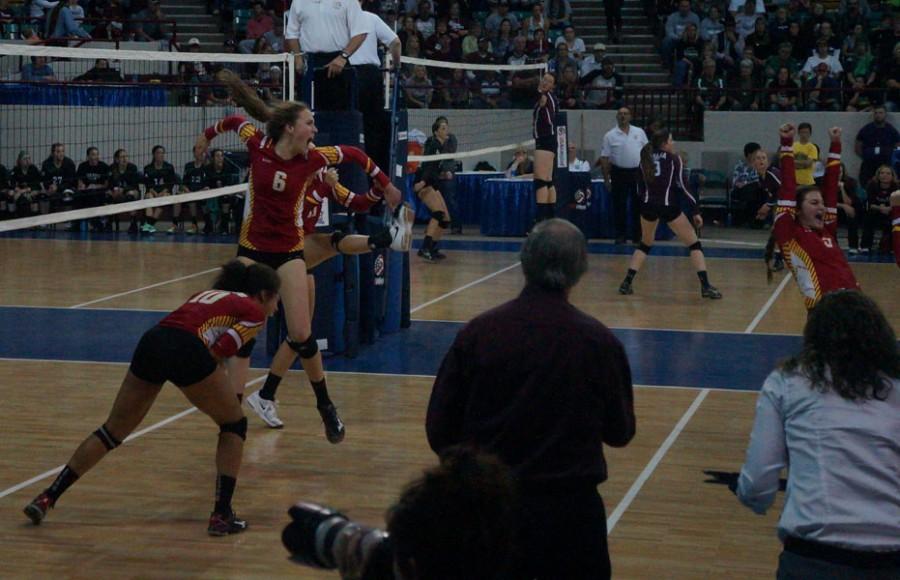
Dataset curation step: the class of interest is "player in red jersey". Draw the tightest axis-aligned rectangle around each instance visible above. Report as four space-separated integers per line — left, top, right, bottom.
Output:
200 71 402 441
891 191 900 268
23 261 280 536
775 124 859 309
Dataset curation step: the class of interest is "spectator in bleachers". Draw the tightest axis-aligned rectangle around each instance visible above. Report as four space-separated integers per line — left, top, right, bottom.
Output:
548 42 576 76
491 18 513 60
506 34 529 65
475 68 507 108
768 6 791 45
238 1 275 54
528 27 551 58
801 38 843 80
855 106 900 186
713 15 740 71
862 164 896 252
673 23 703 86
21 56 55 81
842 23 867 56
466 35 496 64
447 2 466 37
486 0 519 37
415 0 436 38
838 0 867 37
557 64 579 108
0 0 14 26
21 26 44 45
132 0 166 42
74 59 125 82
48 0 90 39
764 42 800 81
805 62 841 110
767 67 800 111
694 58 728 111
872 16 900 65
744 17 774 65
555 25 585 60
41 143 76 201
845 42 877 111
109 148 142 234
836 162 863 252
523 2 548 40
89 0 127 40
441 67 472 108
544 0 571 30
786 20 810 61
817 20 840 52
582 56 624 109
509 58 540 108
399 14 424 49
730 58 761 110
580 42 607 76
876 42 900 111
734 0 759 44
461 20 483 57
728 0 765 15
662 0 700 66
10 151 41 217
700 5 724 42
28 0 60 34
840 0 870 19
404 64 434 108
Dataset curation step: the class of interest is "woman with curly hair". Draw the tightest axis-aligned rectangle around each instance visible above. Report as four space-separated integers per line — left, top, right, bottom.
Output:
736 290 900 578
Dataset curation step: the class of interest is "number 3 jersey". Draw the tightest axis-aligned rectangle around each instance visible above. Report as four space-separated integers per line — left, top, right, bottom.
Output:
158 290 265 359
204 115 390 254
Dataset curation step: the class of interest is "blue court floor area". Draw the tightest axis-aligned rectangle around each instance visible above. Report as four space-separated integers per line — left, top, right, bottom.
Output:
0 306 802 391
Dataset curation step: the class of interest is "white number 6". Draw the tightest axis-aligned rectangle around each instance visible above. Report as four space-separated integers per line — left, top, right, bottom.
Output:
273 170 287 192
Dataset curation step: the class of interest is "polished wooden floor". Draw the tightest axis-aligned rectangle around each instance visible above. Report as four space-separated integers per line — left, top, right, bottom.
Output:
0 233 896 579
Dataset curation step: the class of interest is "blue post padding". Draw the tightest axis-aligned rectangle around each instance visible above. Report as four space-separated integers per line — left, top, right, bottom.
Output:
400 251 411 329
312 255 346 356
359 252 377 345
341 253 359 358
380 249 404 334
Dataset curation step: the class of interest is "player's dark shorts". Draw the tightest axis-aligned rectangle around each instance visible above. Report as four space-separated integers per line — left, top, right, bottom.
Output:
129 326 217 388
237 246 305 270
640 203 682 223
414 172 440 192
535 134 556 153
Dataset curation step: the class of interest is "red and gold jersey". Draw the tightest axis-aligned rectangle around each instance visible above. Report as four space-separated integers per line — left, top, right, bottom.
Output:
158 290 265 359
775 137 859 309
301 170 384 234
892 203 900 269
204 115 390 253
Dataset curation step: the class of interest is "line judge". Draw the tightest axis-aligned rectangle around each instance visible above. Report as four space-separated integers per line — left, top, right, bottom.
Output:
284 0 368 110
598 107 648 244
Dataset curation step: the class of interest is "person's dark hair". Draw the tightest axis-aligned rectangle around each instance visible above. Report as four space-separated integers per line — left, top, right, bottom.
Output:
212 259 281 297
218 69 309 144
520 218 588 291
152 145 165 156
51 143 64 155
743 141 761 158
387 447 517 580
86 146 98 156
797 122 812 133
640 128 671 183
113 148 126 162
782 290 899 401
432 116 448 134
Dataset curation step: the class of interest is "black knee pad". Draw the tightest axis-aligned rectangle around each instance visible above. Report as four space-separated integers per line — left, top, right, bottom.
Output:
287 335 319 359
329 230 346 251
638 243 653 254
219 416 248 441
93 424 122 451
430 210 446 224
689 241 703 252
236 338 256 358
438 219 451 229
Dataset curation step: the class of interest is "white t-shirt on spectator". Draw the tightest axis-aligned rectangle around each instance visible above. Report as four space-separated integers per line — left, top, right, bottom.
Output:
729 0 765 13
802 54 843 76
555 36 586 58
285 0 367 54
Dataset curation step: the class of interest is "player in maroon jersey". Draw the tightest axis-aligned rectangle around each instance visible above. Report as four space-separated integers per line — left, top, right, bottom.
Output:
774 124 859 309
888 190 900 267
200 71 402 441
533 73 558 225
24 261 281 536
618 128 722 299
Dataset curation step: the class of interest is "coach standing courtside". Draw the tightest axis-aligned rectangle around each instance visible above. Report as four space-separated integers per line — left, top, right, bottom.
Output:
350 2 401 171
426 219 636 579
284 0 367 111
599 107 648 244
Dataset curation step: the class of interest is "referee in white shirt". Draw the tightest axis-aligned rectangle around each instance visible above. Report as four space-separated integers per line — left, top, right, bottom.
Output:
284 0 368 110
598 107 648 244
352 4 401 170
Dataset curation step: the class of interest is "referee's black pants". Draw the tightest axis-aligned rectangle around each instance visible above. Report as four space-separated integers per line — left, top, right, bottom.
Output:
513 483 611 579
356 63 390 173
305 52 356 111
610 165 640 243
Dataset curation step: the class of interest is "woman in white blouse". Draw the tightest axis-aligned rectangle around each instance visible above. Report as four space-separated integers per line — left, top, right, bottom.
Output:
737 290 900 579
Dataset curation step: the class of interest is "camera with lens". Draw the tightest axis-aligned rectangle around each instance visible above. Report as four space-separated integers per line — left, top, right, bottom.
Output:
282 502 396 580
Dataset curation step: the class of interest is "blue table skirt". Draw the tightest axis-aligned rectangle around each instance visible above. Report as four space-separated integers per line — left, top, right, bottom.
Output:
480 177 677 239
0 83 168 106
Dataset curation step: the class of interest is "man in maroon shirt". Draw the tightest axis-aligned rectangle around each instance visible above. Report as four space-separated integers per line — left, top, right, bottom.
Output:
239 1 277 54
427 218 636 579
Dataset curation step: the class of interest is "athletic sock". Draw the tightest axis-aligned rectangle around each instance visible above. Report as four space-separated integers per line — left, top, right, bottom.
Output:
46 465 80 502
697 270 711 287
214 474 237 515
624 268 637 284
311 378 332 407
422 235 434 252
258 373 282 401
236 393 243 403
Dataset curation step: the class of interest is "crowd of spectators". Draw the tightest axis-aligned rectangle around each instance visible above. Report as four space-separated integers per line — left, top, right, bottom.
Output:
0 141 243 235
648 0 900 112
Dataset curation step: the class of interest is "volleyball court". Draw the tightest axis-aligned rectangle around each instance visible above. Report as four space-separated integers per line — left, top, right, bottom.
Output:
0 45 898 579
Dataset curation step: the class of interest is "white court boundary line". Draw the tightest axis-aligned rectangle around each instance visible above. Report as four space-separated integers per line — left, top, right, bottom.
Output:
0 260 522 501
743 272 793 334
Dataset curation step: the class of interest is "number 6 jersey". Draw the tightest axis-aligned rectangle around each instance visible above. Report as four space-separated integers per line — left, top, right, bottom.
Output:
159 290 265 359
204 115 390 254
